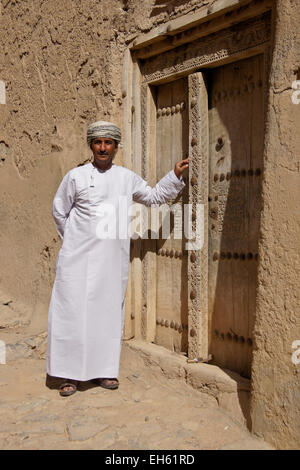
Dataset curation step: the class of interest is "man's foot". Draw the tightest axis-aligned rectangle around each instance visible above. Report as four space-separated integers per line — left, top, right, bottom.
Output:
59 379 79 396
97 378 119 390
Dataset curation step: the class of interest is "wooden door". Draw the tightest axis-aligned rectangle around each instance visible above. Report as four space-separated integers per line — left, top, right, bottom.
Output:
154 78 189 353
208 55 264 378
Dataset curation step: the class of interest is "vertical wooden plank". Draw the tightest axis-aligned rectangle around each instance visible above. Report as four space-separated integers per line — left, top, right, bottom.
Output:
188 72 209 361
208 55 264 377
155 79 189 353
122 48 133 170
122 49 134 340
131 59 143 340
145 84 157 342
139 82 158 342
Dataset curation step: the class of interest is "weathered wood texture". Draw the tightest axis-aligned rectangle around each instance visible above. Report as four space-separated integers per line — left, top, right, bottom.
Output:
154 78 189 353
208 55 264 378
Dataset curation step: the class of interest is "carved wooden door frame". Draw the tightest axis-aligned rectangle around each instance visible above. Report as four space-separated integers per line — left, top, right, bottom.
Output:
122 0 273 361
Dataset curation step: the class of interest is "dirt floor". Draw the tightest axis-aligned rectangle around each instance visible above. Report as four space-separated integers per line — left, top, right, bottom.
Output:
0 326 274 450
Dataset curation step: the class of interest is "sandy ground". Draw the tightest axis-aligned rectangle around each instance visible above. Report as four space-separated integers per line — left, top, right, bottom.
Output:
0 328 274 450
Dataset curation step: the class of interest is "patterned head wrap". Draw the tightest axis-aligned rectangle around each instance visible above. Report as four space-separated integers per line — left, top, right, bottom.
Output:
87 120 122 147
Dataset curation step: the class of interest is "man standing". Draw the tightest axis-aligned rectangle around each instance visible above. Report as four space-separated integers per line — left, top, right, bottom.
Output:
46 121 189 396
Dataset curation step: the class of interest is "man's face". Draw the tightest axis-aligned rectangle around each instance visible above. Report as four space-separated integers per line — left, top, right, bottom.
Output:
91 137 118 168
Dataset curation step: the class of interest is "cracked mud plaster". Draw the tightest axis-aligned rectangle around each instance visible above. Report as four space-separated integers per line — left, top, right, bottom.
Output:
250 0 300 450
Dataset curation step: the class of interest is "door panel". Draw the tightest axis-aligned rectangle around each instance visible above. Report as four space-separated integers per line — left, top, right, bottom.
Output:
208 55 264 378
155 78 189 353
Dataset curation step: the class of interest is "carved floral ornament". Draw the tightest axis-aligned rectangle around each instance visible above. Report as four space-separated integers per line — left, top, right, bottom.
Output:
139 13 271 84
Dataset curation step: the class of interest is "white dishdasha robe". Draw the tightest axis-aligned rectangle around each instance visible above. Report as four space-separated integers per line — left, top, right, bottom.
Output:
46 162 185 381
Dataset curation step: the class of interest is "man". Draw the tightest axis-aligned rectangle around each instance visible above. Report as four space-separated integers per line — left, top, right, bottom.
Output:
46 121 189 396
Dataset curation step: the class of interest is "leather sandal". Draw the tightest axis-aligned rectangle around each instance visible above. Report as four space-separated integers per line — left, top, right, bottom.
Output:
59 380 78 397
97 378 119 390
